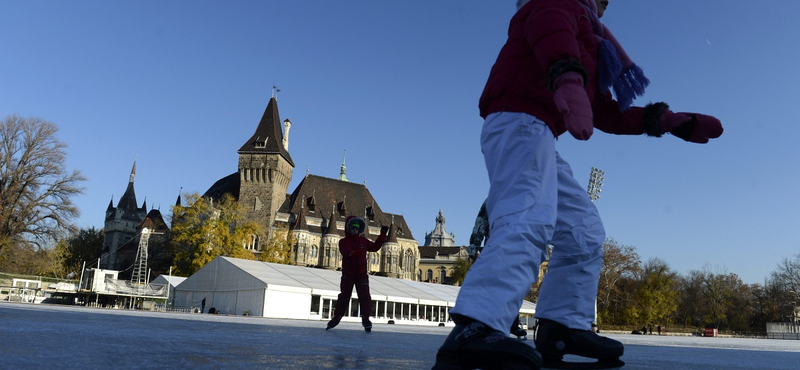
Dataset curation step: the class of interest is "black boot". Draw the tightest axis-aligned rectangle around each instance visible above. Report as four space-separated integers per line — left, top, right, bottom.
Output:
511 317 528 340
325 316 341 331
432 315 542 370
362 318 373 333
512 326 528 340
534 319 624 369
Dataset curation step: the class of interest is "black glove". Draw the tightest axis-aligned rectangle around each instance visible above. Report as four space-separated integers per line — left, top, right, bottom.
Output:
380 226 389 235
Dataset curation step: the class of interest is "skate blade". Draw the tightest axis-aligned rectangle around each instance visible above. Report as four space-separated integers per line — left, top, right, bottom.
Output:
542 358 624 370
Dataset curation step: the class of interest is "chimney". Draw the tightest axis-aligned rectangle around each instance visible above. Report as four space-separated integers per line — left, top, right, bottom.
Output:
282 119 291 150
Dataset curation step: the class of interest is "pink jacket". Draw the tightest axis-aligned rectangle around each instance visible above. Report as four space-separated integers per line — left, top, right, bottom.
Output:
339 216 386 277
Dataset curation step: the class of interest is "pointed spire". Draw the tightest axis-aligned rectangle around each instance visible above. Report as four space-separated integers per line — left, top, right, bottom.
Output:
175 187 182 206
387 221 398 243
117 160 139 211
238 95 294 166
129 160 136 183
324 211 339 236
337 150 349 182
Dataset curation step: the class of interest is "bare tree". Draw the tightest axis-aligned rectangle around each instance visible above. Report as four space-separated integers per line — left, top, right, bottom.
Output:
0 115 85 255
598 238 641 324
770 252 800 322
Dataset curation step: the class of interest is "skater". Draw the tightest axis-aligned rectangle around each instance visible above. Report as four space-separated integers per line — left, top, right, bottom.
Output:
468 198 528 340
326 216 388 333
201 297 206 314
432 0 722 369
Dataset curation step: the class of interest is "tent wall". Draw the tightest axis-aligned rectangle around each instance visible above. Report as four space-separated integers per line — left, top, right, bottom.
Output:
264 289 311 319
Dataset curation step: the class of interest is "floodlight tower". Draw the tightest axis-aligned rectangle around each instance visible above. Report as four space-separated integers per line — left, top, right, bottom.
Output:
587 167 605 202
587 167 605 331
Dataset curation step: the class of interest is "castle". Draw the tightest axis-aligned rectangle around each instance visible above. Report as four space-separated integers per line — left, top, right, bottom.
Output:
102 96 421 280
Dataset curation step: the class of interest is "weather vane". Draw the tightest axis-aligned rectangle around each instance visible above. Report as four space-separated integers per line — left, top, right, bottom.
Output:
272 85 281 98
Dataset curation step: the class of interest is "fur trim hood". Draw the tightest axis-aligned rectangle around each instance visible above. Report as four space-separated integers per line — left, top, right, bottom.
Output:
345 216 366 236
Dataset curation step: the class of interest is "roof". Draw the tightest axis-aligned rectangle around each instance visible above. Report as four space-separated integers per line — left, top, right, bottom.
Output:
238 97 294 167
137 209 169 232
203 172 240 201
177 256 536 313
151 275 187 288
419 246 464 259
284 174 415 240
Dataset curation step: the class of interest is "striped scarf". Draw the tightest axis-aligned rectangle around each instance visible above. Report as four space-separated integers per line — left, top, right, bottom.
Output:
577 0 649 111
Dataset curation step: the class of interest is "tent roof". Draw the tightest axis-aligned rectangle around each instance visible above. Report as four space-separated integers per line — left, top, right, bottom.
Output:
177 257 535 313
152 275 186 288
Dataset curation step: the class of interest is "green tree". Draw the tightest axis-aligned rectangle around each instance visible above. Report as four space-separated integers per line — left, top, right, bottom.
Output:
258 224 295 264
169 193 259 276
53 227 103 278
0 115 86 256
636 258 679 327
450 256 471 286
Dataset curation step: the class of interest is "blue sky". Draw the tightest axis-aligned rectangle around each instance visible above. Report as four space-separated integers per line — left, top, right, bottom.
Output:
2 1 799 285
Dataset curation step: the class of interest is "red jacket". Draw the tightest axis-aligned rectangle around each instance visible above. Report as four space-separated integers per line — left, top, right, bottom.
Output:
479 0 646 137
339 217 387 277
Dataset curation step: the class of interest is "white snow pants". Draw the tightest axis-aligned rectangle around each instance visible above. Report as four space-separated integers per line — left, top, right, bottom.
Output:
450 112 605 333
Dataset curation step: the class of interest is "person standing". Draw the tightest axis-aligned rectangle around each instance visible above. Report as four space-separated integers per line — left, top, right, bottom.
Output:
201 297 206 314
432 0 722 369
326 216 388 333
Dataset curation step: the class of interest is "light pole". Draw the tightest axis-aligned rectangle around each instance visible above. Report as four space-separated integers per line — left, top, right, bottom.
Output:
587 167 605 331
587 167 605 202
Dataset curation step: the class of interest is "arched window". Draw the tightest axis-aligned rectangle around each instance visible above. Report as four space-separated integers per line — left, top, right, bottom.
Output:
439 267 447 283
404 250 414 272
426 269 433 282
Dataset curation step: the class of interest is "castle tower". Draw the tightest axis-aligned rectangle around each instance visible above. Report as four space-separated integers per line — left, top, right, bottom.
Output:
291 205 311 266
102 161 147 270
379 221 400 278
320 210 340 270
238 96 295 235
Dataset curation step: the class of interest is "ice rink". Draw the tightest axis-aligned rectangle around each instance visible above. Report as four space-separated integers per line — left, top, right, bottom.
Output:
2 302 798 369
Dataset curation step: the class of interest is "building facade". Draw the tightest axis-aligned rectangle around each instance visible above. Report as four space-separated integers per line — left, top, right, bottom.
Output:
202 96 421 280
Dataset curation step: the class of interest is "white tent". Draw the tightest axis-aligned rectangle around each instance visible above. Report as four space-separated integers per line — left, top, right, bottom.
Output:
173 256 536 324
151 275 187 304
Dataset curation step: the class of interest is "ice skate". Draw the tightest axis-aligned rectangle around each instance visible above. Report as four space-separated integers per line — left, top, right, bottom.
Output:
325 316 341 331
432 315 542 370
534 319 624 369
362 318 372 333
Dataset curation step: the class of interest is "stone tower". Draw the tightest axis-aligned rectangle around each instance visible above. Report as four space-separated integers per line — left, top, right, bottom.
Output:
320 211 340 270
237 96 295 233
102 161 147 270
